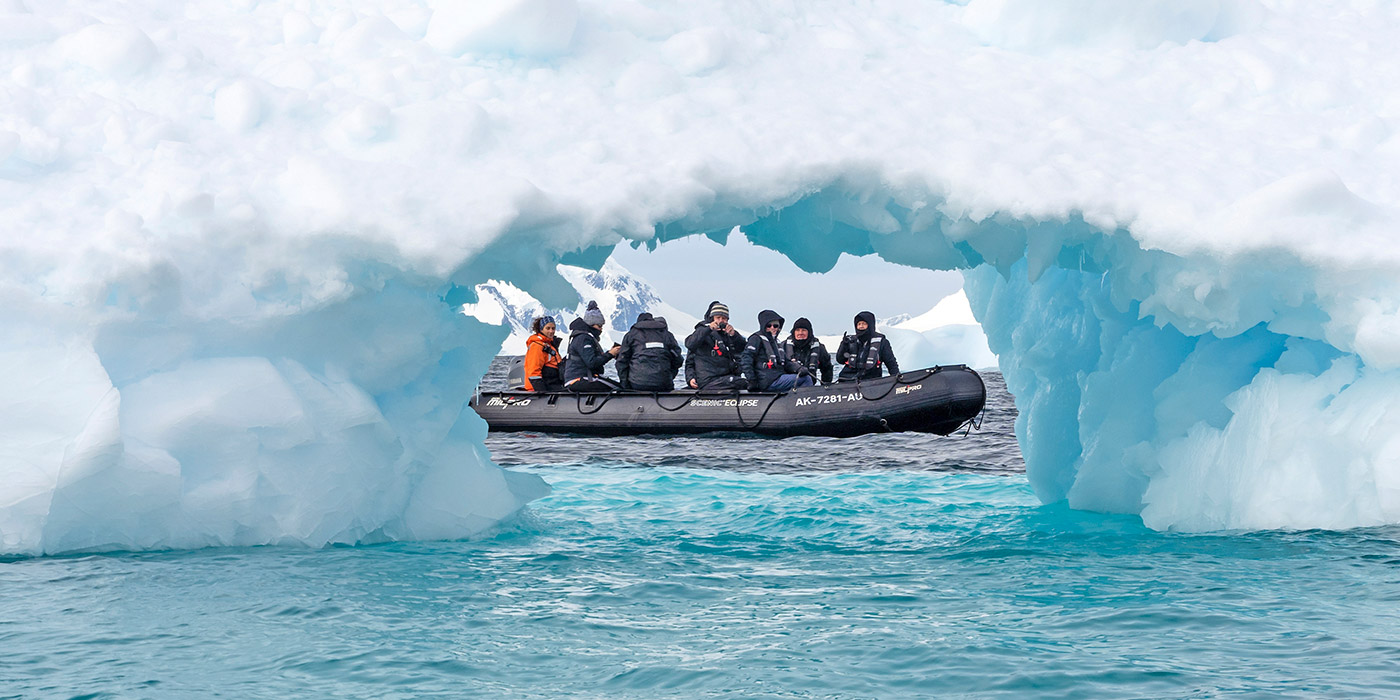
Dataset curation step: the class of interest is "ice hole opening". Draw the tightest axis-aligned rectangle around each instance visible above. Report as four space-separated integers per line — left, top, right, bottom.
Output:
464 180 1384 533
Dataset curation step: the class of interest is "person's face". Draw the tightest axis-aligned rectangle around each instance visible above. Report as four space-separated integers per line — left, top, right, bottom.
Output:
856 320 868 332
713 314 729 328
765 320 783 335
542 323 556 338
793 328 809 340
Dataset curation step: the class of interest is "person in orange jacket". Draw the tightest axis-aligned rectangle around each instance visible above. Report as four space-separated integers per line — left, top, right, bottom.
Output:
523 316 564 392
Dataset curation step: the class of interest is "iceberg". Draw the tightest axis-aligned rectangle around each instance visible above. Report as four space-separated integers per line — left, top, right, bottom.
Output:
3 0 1400 553
886 290 999 371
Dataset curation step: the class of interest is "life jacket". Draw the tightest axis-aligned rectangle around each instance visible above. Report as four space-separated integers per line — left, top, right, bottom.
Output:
709 331 731 358
784 338 823 372
846 334 883 371
757 333 789 371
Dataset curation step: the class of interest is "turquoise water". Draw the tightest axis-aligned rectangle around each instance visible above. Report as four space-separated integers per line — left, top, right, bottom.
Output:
5 461 1400 698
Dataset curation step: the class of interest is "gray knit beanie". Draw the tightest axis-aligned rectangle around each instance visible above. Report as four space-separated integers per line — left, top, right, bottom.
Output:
582 300 605 326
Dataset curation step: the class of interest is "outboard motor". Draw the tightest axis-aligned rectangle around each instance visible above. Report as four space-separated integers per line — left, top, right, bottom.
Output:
505 356 527 390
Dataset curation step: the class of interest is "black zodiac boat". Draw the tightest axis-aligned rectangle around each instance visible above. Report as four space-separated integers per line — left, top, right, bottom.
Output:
472 363 986 438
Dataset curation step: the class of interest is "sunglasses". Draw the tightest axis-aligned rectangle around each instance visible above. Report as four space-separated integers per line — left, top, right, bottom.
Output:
766 322 783 329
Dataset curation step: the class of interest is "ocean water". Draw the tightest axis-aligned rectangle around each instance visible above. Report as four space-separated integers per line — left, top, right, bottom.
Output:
4 371 1400 698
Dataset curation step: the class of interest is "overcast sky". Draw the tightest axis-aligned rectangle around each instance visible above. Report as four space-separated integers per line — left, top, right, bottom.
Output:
609 233 964 333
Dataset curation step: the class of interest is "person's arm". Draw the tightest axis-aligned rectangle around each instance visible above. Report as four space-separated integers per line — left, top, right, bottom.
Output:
578 339 604 375
523 343 543 391
740 335 760 390
684 345 697 387
725 331 747 356
819 345 834 384
685 327 706 353
616 336 632 389
835 335 852 366
668 336 684 373
881 337 899 376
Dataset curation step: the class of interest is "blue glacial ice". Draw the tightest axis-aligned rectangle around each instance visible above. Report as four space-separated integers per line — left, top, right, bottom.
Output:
3 0 1400 553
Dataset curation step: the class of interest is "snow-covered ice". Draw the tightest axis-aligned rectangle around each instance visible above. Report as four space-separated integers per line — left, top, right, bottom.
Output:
5 0 1400 553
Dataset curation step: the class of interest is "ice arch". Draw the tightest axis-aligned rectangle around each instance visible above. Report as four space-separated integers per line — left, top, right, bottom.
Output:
4 178 1397 557
5 0 1400 554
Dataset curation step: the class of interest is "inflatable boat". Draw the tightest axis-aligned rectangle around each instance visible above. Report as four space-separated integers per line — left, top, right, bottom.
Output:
471 364 986 438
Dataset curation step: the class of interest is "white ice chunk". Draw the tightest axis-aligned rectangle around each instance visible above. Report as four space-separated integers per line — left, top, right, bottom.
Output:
962 0 1265 52
214 80 264 133
55 23 157 78
424 0 578 57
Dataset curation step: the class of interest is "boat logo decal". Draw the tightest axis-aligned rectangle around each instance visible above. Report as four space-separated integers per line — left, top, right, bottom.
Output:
691 398 760 407
485 397 532 408
894 384 923 395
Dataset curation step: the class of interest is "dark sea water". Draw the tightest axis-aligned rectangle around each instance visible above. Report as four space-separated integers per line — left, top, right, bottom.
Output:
4 361 1400 698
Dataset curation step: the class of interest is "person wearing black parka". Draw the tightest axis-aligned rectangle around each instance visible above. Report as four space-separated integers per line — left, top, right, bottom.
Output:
617 312 684 391
564 301 622 392
785 317 833 384
684 300 747 390
835 311 899 382
741 309 813 392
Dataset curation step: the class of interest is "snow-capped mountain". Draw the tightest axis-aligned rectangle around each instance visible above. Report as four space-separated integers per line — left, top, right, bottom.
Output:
463 259 698 354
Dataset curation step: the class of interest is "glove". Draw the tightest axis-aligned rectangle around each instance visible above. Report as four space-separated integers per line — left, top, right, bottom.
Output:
797 367 810 378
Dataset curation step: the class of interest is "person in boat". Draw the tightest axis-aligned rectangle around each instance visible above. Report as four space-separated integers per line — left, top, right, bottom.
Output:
741 310 813 392
836 311 899 382
617 312 683 392
684 300 746 390
564 301 622 392
523 315 564 392
785 317 833 384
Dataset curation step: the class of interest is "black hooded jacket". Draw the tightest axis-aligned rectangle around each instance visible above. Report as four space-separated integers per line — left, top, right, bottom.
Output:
835 311 899 381
563 317 613 384
785 328 833 384
741 310 799 391
617 313 683 391
685 321 746 388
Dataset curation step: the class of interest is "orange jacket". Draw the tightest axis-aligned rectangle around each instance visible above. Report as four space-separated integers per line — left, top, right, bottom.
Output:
523 332 562 391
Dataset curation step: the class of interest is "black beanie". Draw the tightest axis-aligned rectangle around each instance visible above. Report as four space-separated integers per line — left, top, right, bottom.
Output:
793 317 813 333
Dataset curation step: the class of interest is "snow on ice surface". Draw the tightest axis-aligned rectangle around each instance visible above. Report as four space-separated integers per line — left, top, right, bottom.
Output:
4 0 1400 552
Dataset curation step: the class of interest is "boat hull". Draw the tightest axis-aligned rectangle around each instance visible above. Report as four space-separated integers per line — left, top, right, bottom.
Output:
472 365 986 438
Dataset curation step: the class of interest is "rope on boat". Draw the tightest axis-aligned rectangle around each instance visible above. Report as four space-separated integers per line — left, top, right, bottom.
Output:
575 392 615 416
565 364 969 427
854 366 940 401
654 392 701 412
735 391 785 431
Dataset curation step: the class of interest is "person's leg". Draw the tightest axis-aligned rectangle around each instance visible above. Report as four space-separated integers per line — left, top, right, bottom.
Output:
569 377 621 392
794 374 815 388
540 366 564 392
767 374 798 392
700 375 744 391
